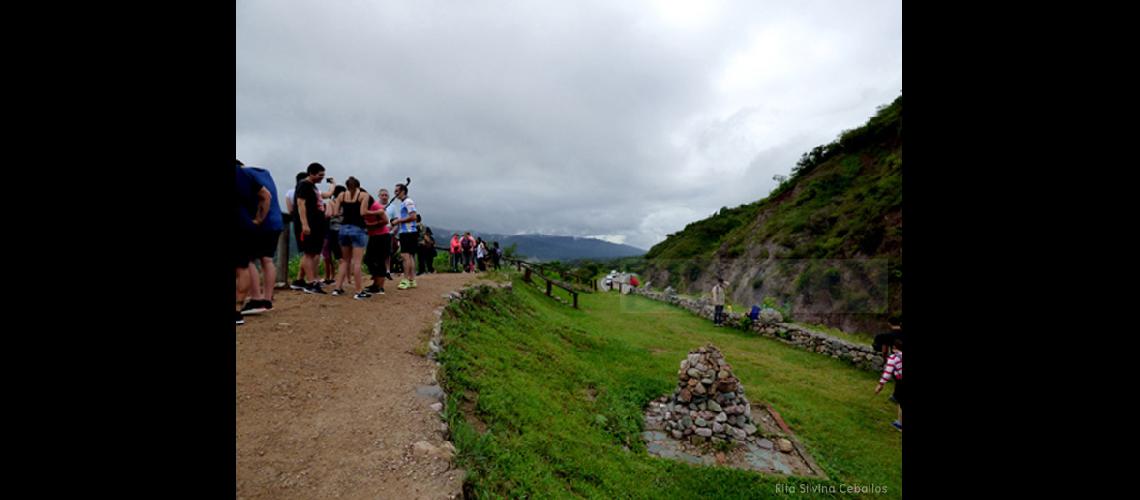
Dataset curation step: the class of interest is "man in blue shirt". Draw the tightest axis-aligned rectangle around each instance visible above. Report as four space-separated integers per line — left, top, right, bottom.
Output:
389 182 419 289
236 160 271 325
241 165 283 315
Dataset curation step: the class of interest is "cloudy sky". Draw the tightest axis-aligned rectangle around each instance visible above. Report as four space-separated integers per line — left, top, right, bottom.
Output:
237 0 901 250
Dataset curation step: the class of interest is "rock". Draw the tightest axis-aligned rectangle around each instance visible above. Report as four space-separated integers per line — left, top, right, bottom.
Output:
731 427 748 440
759 308 783 324
687 378 699 388
671 430 683 439
692 384 706 395
712 422 724 433
430 402 443 412
717 370 730 380
778 439 794 453
715 452 726 464
717 379 738 393
695 428 712 437
679 389 691 402
698 402 707 411
695 418 708 427
690 435 707 445
743 423 757 435
700 378 714 386
715 412 728 423
687 368 701 378
680 417 692 429
707 401 722 412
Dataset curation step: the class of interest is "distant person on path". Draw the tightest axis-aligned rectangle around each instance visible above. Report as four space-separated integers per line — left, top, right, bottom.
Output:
476 238 487 272
492 241 502 270
875 338 904 431
390 182 419 290
711 278 726 326
240 164 283 315
363 187 392 295
417 218 436 275
236 161 271 324
330 177 372 299
294 162 330 294
449 233 461 272
461 232 476 272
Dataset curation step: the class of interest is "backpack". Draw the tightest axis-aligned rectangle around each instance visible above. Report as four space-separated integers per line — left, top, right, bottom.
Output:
461 238 473 251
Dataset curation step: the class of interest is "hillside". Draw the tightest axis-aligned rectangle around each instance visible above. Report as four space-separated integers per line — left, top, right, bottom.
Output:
643 95 902 334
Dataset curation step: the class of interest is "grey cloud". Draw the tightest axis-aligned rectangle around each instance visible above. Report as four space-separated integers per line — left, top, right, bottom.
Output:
238 0 901 252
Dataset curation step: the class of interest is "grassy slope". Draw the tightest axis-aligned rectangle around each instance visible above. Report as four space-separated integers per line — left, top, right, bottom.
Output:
440 276 901 499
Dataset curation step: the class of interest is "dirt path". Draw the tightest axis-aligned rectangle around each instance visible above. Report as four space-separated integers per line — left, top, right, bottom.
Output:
237 272 487 499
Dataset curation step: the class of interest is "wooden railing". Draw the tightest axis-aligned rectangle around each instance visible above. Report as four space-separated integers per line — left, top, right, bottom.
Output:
506 258 582 308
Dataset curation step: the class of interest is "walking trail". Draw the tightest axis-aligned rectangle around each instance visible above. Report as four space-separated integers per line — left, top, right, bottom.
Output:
237 271 490 499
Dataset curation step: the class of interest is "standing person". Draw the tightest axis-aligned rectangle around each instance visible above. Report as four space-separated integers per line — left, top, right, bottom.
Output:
285 171 307 288
236 161 271 324
363 188 392 295
476 238 487 272
875 338 904 431
449 233 461 272
241 164 283 314
390 182 419 290
492 241 502 270
322 185 347 286
417 218 436 275
329 177 371 299
711 278 726 326
461 232 475 272
873 318 905 365
294 162 330 294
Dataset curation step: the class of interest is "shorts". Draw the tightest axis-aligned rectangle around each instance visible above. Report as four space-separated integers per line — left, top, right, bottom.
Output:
891 378 905 408
339 225 368 248
364 233 391 278
300 226 327 256
399 231 419 255
252 230 281 260
236 228 255 268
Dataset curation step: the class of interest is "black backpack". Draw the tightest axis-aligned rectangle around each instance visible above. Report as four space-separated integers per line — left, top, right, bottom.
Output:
461 238 473 251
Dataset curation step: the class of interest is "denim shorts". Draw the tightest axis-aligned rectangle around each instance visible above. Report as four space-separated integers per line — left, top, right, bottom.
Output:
338 225 368 248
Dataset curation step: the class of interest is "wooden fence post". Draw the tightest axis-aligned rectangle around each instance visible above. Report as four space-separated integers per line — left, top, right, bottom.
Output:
546 280 552 296
573 292 578 309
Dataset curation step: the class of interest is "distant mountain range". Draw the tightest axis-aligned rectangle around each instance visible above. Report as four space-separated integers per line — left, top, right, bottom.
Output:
281 223 645 263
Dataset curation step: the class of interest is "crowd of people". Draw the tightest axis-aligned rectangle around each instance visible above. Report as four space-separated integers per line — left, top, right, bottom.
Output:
236 159 505 326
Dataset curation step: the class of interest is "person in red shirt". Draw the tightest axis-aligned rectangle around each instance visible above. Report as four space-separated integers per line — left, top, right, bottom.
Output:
362 188 393 294
449 233 461 272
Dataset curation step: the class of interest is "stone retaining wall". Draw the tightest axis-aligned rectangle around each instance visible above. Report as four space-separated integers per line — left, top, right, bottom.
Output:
629 288 884 372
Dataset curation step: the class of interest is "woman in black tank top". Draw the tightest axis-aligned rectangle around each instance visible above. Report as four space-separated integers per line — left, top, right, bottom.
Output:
331 177 373 299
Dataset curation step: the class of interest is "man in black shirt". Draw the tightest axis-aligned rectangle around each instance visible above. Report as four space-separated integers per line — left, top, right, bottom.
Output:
294 162 329 294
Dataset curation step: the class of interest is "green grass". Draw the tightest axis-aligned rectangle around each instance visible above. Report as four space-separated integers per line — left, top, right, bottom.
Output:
439 276 901 498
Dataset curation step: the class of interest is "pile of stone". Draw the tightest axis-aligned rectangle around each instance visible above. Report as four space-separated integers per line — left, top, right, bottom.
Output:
650 344 758 445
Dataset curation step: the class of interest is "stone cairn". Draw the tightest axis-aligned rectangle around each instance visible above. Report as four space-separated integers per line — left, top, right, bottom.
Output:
655 344 758 445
